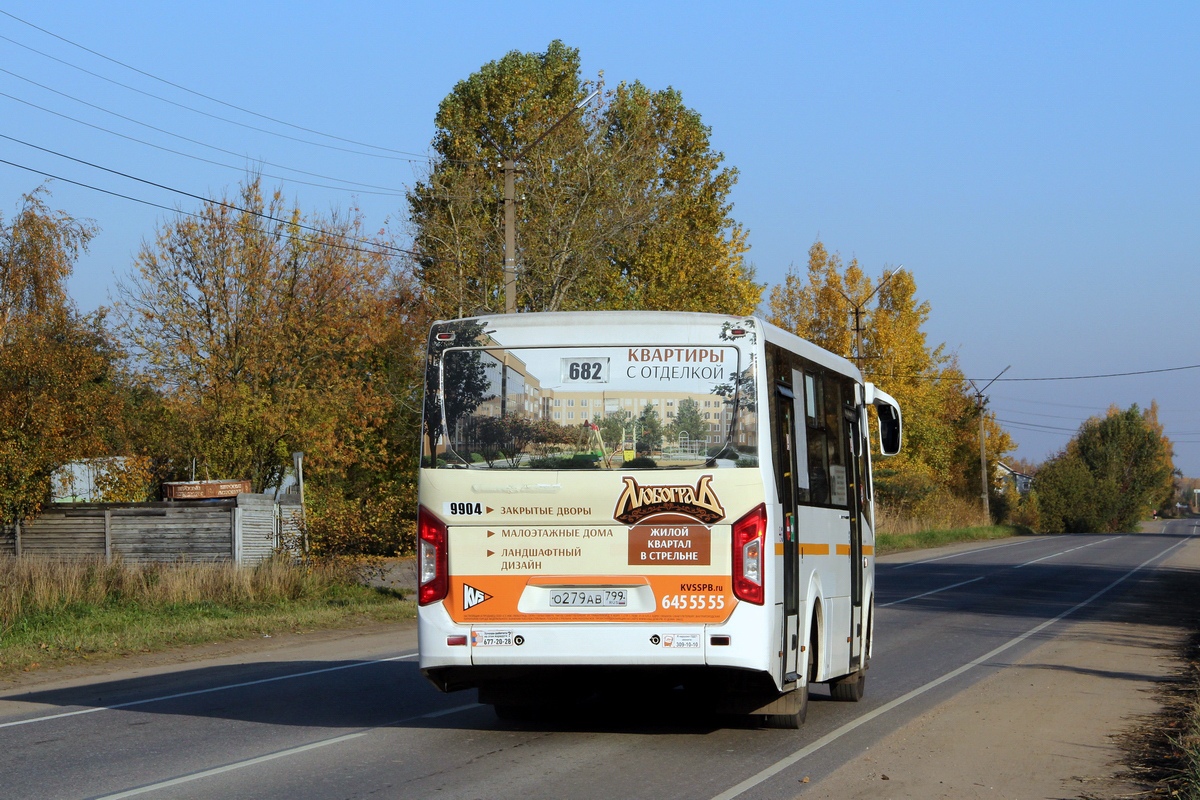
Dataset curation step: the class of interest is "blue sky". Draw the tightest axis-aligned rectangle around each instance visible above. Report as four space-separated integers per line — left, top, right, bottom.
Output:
1 2 1196 476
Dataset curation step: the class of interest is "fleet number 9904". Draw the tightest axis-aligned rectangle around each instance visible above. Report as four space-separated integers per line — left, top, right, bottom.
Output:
444 501 483 516
660 594 726 610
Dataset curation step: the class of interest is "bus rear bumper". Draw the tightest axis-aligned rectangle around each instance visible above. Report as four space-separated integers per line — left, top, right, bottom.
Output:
418 603 771 692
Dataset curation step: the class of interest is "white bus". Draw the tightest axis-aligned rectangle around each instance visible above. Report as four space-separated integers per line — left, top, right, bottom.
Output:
417 311 901 727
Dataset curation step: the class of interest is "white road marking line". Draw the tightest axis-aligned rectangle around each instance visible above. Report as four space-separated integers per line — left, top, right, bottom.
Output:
879 576 985 607
0 652 418 730
880 536 1123 607
710 532 1193 800
1015 536 1120 568
91 703 482 799
890 537 1051 569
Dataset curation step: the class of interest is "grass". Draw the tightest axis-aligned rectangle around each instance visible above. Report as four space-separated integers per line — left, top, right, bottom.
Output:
0 556 414 677
876 524 1033 556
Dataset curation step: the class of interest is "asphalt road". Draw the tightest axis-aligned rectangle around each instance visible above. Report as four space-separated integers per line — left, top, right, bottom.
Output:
2 521 1196 800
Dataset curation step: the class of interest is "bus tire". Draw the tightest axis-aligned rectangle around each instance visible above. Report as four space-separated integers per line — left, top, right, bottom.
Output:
761 683 807 729
762 628 816 728
830 671 866 702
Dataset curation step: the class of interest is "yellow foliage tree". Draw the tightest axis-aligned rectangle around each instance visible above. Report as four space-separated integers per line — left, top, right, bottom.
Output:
0 187 127 524
769 240 1013 516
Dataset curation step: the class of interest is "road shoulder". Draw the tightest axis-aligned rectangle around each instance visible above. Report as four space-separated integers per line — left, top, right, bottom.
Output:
802 528 1194 799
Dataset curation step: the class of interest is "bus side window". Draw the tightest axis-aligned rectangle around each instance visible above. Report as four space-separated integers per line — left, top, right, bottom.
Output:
824 377 848 508
790 369 810 503
805 374 829 505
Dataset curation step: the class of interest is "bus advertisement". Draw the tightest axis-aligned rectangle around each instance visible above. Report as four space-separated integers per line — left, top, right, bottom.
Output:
416 311 901 727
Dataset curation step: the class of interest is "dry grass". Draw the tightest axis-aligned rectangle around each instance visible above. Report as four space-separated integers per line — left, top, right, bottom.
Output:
0 556 368 627
875 492 991 536
0 556 413 675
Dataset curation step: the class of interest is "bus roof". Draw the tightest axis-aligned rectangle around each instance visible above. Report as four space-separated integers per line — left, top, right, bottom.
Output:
433 310 862 382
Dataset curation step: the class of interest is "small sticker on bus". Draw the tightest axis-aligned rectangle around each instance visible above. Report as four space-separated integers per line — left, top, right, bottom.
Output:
471 630 514 647
661 634 701 649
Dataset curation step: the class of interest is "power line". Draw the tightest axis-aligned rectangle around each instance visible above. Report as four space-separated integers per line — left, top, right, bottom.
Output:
995 417 1081 434
989 407 1090 422
0 154 417 261
891 363 1200 384
989 395 1116 411
0 31 435 163
0 66 421 178
986 364 1200 382
0 102 408 196
0 9 430 159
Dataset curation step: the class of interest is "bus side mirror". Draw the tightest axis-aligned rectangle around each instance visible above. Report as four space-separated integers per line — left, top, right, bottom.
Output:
864 383 903 456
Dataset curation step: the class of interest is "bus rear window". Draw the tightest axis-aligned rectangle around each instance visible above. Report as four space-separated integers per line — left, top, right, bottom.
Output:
423 343 757 470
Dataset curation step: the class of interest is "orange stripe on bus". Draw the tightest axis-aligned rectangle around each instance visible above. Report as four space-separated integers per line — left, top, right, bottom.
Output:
799 543 831 556
863 545 875 556
835 544 851 556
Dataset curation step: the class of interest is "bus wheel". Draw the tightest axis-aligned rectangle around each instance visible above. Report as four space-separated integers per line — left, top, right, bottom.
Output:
830 671 866 702
762 632 815 728
761 683 807 729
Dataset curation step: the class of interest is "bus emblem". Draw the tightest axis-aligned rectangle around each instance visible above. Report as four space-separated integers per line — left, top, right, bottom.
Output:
463 584 493 611
613 475 725 525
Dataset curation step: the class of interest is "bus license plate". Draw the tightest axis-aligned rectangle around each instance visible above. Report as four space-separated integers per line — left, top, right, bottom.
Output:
549 589 628 608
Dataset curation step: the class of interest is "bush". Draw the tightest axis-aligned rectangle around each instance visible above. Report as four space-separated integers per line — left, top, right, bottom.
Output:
621 456 658 469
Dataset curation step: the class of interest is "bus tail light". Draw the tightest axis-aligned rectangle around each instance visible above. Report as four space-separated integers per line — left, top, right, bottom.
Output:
732 503 766 605
418 505 449 606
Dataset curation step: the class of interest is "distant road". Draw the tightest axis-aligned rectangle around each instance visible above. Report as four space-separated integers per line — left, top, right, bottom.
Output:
1 523 1196 800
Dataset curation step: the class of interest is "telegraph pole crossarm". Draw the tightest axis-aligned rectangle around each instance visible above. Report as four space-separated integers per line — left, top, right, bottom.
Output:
837 267 900 372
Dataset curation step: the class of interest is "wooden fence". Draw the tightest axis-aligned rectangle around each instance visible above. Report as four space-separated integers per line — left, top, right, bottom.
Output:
0 494 302 565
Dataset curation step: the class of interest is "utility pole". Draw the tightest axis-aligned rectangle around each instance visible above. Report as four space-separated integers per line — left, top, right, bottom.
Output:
498 89 599 314
503 158 517 315
968 366 1010 520
837 267 900 373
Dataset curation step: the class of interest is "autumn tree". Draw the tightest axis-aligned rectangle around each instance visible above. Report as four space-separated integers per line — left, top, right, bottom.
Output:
768 240 1013 518
768 241 861 357
0 187 127 524
117 177 395 496
1035 404 1174 532
408 40 760 318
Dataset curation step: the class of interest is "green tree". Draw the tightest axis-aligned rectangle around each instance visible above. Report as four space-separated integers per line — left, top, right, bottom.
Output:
636 402 663 454
672 398 705 443
1036 404 1174 533
598 409 631 455
1032 451 1097 533
408 40 760 318
0 187 126 524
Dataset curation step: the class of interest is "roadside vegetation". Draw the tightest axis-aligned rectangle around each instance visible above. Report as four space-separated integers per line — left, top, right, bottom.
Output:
876 525 1029 556
0 556 413 677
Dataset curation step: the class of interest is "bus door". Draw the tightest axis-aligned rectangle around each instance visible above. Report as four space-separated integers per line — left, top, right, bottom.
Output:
844 403 865 670
775 382 800 683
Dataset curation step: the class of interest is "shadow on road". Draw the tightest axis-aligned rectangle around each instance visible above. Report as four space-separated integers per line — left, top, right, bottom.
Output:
4 529 1196 736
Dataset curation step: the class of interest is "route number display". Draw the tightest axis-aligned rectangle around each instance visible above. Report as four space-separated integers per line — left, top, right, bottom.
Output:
561 358 609 383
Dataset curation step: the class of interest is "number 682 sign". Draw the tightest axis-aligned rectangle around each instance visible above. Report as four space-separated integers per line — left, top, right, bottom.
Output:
560 357 609 383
